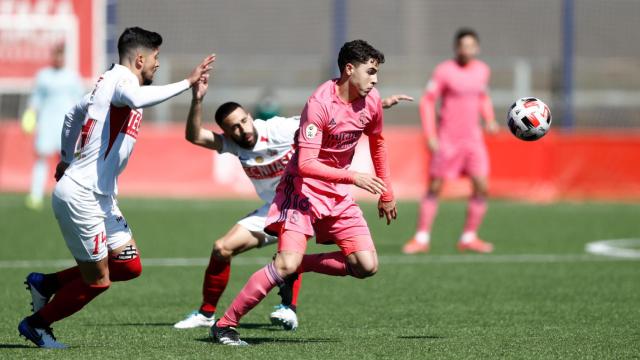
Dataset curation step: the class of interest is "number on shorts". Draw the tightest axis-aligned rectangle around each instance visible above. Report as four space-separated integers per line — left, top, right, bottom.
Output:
92 232 106 255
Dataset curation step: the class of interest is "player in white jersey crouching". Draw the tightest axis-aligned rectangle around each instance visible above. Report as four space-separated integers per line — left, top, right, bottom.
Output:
174 73 412 332
18 27 215 349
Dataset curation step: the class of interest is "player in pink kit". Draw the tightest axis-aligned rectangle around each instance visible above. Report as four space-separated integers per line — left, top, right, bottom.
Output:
403 28 498 255
211 40 397 346
17 27 214 348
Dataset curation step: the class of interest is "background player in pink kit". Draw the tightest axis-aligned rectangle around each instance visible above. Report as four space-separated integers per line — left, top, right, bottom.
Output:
403 28 498 255
17 27 214 348
210 39 397 346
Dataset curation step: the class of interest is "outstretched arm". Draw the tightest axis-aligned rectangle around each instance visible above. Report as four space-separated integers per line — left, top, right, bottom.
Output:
115 54 215 109
185 74 223 151
382 94 413 109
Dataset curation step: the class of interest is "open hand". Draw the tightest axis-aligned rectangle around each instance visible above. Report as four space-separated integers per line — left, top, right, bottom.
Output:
187 54 216 86
353 172 387 195
54 161 70 182
382 94 413 109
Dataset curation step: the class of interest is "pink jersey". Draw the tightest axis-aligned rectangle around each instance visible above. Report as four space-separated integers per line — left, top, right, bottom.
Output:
287 79 384 198
421 59 493 145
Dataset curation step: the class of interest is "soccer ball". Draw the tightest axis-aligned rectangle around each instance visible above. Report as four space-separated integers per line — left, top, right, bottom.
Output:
507 97 552 141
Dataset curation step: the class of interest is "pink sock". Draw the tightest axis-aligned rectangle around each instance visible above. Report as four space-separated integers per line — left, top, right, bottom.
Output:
217 262 283 327
464 196 488 233
297 252 349 276
416 194 439 233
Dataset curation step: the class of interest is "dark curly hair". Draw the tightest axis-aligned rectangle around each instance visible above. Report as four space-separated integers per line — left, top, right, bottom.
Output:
337 40 385 74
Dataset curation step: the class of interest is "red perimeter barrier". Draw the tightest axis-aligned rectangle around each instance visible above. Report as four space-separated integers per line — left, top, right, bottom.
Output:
2 121 640 201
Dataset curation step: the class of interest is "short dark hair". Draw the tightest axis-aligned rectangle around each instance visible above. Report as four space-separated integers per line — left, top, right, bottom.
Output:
215 102 243 125
455 27 479 45
337 40 385 74
117 27 163 59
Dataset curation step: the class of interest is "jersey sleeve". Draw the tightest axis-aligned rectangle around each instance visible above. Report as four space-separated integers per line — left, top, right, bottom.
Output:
60 93 91 163
297 100 328 149
29 71 46 110
112 76 190 109
364 95 384 136
269 116 301 145
420 66 445 139
479 66 495 122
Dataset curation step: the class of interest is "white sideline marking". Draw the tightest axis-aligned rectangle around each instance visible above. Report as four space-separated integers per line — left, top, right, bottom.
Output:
0 253 635 269
585 239 640 259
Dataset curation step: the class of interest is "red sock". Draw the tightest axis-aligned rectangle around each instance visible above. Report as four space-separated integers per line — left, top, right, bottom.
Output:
36 278 109 326
108 256 142 282
297 252 349 276
290 274 302 307
217 262 282 327
55 267 81 285
200 253 231 314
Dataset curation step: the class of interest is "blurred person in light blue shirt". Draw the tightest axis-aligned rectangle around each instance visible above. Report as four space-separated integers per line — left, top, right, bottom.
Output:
22 43 84 209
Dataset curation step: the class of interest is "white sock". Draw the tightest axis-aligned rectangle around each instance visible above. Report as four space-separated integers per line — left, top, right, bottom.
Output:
29 158 48 202
414 231 430 245
460 231 476 244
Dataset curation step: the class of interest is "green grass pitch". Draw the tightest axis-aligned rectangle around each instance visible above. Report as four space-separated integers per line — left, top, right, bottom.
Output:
0 193 639 359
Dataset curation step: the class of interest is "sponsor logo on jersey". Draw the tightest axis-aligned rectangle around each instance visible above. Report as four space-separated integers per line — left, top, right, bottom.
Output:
328 118 337 128
242 148 294 180
326 130 362 149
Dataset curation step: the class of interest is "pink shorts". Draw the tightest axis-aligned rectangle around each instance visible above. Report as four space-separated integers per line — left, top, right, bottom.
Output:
429 142 489 179
265 175 375 256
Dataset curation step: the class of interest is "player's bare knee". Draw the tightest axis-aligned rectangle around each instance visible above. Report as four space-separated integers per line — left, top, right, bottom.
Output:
213 240 234 261
352 263 378 278
274 254 300 277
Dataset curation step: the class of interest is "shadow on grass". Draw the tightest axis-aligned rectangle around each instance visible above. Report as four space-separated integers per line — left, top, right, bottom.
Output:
196 337 340 345
98 322 175 327
0 343 33 349
238 322 280 330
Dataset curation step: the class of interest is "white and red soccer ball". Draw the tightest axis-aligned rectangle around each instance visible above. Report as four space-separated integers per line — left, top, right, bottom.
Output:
507 97 552 141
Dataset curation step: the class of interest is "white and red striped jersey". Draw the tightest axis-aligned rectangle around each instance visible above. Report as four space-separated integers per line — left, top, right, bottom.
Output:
61 64 190 195
220 116 299 203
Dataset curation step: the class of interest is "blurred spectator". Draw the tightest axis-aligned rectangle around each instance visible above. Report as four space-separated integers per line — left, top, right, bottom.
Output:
254 88 281 120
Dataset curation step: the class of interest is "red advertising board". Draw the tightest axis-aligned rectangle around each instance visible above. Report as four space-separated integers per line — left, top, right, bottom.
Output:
0 0 104 87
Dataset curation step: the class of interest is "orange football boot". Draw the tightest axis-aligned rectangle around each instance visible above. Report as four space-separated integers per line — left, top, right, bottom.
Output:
457 238 494 253
402 238 430 254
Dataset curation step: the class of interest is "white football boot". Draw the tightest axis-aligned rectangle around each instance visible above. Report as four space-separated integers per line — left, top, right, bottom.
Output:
269 304 298 331
173 311 215 329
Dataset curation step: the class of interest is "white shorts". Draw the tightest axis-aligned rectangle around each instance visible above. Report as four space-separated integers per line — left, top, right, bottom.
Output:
237 203 278 247
52 175 132 262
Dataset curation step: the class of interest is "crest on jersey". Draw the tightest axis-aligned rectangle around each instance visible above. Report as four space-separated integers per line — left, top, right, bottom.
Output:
359 111 369 126
255 156 264 164
328 118 337 128
305 124 318 139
